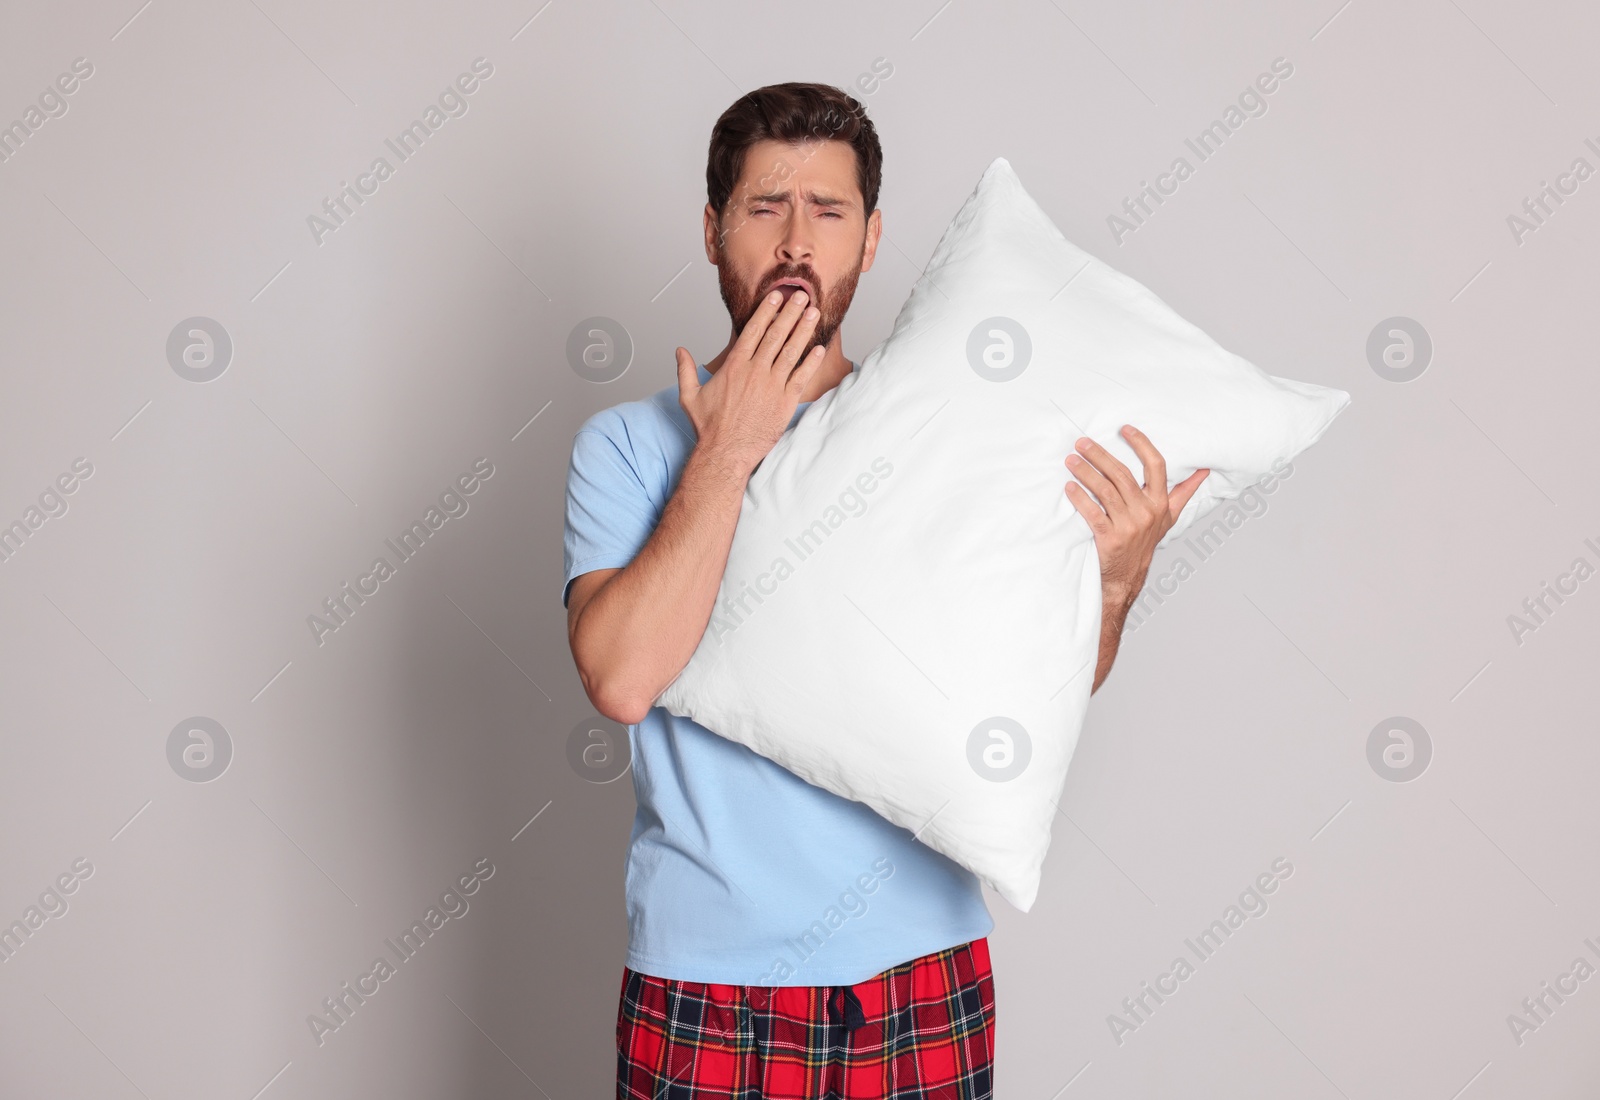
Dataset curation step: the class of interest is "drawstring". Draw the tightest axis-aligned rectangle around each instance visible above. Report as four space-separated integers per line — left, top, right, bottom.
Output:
829 985 867 1031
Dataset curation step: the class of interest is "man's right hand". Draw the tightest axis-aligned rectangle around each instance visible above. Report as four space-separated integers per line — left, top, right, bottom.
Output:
675 287 825 477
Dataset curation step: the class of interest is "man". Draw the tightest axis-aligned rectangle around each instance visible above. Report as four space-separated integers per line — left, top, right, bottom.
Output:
562 82 1207 1099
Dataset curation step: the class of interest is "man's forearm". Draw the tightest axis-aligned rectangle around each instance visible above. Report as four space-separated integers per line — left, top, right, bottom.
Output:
570 444 751 718
1091 582 1136 694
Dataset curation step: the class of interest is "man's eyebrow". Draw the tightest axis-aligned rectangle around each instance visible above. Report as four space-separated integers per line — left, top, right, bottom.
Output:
743 189 854 208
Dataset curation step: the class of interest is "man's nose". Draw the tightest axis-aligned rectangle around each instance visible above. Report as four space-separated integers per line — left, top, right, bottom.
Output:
778 218 813 263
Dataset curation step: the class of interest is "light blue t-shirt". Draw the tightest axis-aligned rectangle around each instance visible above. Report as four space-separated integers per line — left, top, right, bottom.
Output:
561 358 993 986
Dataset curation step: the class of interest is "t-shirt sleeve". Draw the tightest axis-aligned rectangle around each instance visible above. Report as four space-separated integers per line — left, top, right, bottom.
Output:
561 424 660 609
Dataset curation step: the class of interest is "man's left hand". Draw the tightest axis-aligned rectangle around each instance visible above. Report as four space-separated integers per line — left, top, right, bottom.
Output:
1064 425 1209 604
1066 426 1210 693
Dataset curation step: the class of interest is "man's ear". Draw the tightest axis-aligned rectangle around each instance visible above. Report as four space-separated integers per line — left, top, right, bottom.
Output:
861 207 882 273
704 202 724 263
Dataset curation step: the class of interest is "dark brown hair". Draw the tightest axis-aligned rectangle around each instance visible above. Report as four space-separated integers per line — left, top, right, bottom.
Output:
706 82 883 224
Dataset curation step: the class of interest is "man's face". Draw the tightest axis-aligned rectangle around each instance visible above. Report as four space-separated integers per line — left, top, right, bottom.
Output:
706 138 881 358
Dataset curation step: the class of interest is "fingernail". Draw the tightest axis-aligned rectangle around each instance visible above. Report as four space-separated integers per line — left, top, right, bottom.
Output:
768 290 781 304
805 306 818 319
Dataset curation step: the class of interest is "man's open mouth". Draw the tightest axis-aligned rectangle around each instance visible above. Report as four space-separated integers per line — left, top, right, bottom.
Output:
769 278 814 306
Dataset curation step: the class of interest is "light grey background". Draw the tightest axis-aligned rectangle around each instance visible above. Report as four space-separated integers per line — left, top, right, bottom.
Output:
1 0 1596 1097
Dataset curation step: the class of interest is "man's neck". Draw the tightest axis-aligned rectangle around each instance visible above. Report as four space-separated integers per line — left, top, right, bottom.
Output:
702 332 854 405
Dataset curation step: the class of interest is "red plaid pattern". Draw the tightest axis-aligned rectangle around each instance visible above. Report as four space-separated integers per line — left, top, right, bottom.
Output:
616 938 995 1099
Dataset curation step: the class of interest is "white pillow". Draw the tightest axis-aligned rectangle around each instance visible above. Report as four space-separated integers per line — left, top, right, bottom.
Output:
655 157 1349 912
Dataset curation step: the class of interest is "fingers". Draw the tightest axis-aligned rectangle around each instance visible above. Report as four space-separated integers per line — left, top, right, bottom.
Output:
1065 446 1124 511
1073 436 1141 501
732 289 790 361
674 347 700 404
1120 426 1167 498
752 289 813 368
1167 467 1210 520
786 343 828 395
1062 481 1111 534
775 302 822 376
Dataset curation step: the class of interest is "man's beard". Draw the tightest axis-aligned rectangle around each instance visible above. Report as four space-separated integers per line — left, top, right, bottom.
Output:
718 255 862 362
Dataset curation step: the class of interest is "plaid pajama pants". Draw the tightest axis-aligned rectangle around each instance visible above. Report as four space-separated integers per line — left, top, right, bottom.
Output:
616 937 995 1099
